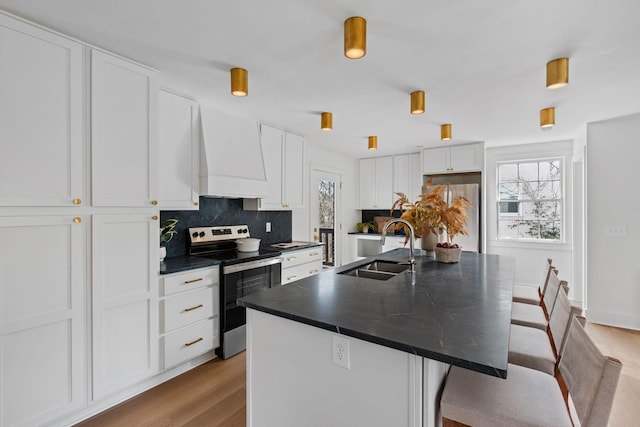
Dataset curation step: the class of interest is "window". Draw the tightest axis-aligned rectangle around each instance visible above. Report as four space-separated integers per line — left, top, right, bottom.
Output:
497 159 562 240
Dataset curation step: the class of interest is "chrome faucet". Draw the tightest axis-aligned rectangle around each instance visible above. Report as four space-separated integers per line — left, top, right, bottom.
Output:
380 219 416 273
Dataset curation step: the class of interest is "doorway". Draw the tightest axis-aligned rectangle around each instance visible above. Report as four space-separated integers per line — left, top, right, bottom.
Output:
310 167 341 268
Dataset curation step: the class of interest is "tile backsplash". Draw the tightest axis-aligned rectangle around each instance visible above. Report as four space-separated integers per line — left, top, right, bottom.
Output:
160 196 292 257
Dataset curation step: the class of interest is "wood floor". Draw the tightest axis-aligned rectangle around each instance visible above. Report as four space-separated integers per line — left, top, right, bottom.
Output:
77 322 639 427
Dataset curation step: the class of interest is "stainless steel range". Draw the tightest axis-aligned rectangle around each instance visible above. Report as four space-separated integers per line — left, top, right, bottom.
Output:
188 225 282 359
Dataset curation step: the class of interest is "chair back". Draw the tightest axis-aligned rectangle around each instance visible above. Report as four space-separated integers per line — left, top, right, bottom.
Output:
558 317 622 427
548 286 580 355
542 269 563 318
540 258 554 295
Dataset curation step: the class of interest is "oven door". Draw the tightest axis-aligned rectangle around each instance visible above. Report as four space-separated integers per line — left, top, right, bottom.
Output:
218 256 282 359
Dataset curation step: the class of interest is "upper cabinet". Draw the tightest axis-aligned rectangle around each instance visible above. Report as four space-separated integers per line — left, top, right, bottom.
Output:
359 157 393 209
158 90 200 210
91 50 159 207
243 124 304 210
0 15 84 207
393 153 422 202
422 143 484 174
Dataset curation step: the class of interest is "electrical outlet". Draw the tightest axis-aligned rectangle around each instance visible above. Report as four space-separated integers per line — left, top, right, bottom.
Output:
332 335 350 369
266 222 272 233
605 224 626 236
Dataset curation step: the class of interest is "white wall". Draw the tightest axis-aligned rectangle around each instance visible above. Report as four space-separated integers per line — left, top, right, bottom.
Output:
485 140 577 300
586 113 640 329
291 143 358 267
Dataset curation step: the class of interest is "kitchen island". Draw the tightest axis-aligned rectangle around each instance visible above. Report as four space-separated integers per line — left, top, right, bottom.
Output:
238 249 514 427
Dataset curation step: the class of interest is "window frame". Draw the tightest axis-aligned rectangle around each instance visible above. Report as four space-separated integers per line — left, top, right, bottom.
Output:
496 156 565 242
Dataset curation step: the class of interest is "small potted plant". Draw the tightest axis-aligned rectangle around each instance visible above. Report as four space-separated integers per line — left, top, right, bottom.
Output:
159 219 179 261
355 221 375 233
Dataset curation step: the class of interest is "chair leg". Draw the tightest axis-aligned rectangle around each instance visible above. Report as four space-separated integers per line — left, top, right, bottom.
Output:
443 417 471 427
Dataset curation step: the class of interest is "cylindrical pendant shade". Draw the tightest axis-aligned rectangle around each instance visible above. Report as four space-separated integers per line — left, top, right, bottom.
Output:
321 112 333 131
546 58 569 89
410 90 425 115
230 67 248 96
441 124 452 140
368 135 378 150
344 17 366 59
540 107 555 129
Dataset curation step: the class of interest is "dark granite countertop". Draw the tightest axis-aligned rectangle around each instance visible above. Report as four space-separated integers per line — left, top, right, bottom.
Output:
238 249 514 378
159 255 221 275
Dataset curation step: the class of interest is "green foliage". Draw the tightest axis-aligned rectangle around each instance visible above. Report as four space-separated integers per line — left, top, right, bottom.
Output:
355 221 375 232
160 219 179 246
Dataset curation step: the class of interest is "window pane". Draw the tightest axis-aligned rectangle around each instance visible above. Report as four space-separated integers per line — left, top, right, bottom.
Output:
538 180 558 199
540 222 561 240
499 201 519 213
539 160 560 180
498 163 518 181
499 183 518 200
498 219 520 238
519 162 539 181
519 180 539 200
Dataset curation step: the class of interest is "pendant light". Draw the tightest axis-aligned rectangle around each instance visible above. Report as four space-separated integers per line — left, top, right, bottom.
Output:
344 17 366 59
321 112 333 131
441 124 452 141
540 107 555 129
230 67 248 96
410 91 425 115
368 136 378 150
546 58 569 89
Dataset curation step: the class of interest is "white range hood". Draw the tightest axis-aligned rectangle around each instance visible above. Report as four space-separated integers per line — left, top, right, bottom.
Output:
199 105 268 198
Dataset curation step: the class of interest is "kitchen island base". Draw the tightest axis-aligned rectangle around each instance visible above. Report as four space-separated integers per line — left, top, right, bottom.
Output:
246 309 448 427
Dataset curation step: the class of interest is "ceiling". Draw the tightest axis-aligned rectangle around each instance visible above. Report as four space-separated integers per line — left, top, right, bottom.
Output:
1 0 639 158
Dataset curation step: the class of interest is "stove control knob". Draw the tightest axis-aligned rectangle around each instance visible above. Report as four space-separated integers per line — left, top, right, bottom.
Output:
242 228 248 234
199 231 205 238
192 232 199 238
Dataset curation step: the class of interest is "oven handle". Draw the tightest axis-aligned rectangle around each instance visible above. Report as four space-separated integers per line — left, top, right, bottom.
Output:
223 256 282 274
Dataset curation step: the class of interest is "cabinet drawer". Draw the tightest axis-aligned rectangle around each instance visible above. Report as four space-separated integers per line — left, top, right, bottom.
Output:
162 267 219 296
282 248 323 269
162 286 217 333
282 260 323 284
163 318 217 369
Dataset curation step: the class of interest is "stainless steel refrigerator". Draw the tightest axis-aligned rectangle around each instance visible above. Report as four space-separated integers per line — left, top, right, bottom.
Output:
443 183 480 252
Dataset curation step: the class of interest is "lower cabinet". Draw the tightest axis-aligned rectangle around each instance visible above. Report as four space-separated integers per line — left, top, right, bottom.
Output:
91 214 159 400
0 215 86 427
281 247 323 284
159 267 220 370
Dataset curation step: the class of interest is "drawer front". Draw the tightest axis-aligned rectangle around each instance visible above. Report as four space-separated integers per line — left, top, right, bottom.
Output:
162 286 216 333
162 267 219 296
282 260 323 284
163 318 218 369
282 247 323 269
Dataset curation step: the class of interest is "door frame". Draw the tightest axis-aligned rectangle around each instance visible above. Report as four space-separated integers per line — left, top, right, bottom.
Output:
309 164 342 267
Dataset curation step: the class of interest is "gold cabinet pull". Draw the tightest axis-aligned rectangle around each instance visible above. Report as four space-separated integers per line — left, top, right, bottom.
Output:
151 200 158 205
73 217 82 223
184 278 203 284
184 304 203 312
287 276 297 281
309 252 319 256
184 337 203 347
73 198 82 205
152 215 158 221
286 256 297 261
309 269 319 274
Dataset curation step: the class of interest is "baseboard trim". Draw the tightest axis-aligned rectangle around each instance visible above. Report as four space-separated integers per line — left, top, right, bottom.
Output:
585 309 640 331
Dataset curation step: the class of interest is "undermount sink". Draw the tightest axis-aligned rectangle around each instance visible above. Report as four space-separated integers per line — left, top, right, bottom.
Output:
339 260 410 281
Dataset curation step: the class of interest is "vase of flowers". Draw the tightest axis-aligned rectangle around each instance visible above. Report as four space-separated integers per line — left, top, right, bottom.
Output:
160 219 179 261
391 179 471 262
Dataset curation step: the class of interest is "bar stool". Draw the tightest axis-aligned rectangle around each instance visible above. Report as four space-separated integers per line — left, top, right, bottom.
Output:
511 268 564 331
512 258 553 305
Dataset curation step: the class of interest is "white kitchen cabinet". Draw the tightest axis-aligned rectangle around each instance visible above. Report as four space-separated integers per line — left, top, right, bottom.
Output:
0 215 86 427
348 233 411 262
422 143 483 174
393 153 422 202
91 50 159 207
159 267 220 369
158 90 200 210
243 124 305 210
92 214 158 400
281 247 323 284
0 14 84 207
358 157 394 209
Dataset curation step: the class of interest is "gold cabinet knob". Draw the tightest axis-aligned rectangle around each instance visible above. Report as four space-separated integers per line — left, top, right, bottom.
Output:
194 202 199 206
152 215 158 221
73 198 82 205
151 200 158 205
73 217 82 223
